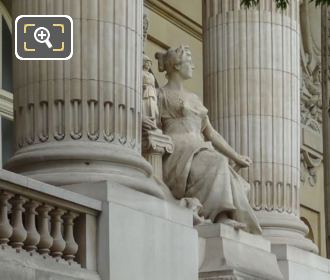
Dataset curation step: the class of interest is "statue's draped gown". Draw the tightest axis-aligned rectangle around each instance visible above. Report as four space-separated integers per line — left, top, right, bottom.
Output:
159 88 261 234
143 70 159 119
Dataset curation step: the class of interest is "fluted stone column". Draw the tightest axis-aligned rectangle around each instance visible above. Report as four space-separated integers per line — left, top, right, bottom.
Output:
202 0 317 252
321 5 330 257
8 0 165 199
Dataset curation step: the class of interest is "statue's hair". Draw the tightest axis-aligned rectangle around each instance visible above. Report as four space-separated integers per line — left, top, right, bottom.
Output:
155 45 191 77
143 54 152 63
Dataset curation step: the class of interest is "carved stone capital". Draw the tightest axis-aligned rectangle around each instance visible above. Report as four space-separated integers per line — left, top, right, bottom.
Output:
142 130 174 155
142 130 174 180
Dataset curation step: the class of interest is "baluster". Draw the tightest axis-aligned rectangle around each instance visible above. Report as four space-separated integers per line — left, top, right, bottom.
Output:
0 191 13 248
63 211 79 262
37 204 53 256
24 200 41 253
9 195 27 251
50 208 66 258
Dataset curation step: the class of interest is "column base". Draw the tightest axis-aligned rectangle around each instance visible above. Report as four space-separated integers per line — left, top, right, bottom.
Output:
256 211 319 254
197 223 284 280
272 244 330 280
5 141 169 200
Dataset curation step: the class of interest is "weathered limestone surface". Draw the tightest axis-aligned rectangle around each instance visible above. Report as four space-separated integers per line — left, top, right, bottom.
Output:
202 0 317 253
66 181 199 280
7 0 166 199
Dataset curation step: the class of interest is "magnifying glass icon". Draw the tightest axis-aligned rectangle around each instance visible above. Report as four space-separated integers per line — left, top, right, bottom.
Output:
34 27 53 49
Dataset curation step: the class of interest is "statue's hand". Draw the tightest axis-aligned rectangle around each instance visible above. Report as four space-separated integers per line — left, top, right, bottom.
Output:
234 155 252 168
142 116 157 131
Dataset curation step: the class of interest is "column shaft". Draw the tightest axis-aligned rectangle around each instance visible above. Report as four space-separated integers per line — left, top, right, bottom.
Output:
8 0 165 199
202 0 317 252
321 5 330 257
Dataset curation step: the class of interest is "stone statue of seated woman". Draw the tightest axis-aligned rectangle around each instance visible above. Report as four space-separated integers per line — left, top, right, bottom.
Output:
146 45 261 234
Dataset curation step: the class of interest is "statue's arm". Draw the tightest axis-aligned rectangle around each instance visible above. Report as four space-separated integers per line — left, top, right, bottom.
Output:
202 116 252 167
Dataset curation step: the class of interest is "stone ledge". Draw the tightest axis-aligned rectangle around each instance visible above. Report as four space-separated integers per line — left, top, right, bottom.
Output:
0 169 102 213
197 223 270 251
66 181 193 228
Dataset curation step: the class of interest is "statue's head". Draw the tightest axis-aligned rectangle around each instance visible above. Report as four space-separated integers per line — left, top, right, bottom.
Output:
143 54 152 70
155 45 194 80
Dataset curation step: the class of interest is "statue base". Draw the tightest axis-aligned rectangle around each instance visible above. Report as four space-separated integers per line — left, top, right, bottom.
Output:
197 223 284 280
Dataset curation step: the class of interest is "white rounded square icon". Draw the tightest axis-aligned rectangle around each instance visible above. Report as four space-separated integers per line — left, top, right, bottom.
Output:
15 15 73 61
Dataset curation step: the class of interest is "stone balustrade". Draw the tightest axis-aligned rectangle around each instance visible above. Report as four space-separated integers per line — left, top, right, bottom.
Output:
0 192 78 261
0 169 101 269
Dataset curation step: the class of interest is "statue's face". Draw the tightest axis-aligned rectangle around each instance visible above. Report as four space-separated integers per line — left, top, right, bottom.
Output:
177 53 194 80
144 60 152 70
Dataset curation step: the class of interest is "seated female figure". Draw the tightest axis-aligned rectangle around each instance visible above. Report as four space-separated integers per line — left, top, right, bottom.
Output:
155 46 261 234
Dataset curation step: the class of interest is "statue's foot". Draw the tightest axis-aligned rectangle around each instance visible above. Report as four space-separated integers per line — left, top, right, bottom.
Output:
193 213 212 226
221 219 247 231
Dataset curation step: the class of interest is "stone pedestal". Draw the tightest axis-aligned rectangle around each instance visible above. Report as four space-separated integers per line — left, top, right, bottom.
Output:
272 244 330 280
202 0 317 253
66 181 199 280
197 223 284 280
142 130 174 180
7 0 166 199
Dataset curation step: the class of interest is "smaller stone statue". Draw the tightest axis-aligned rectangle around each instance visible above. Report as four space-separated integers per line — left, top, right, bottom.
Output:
142 55 159 127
